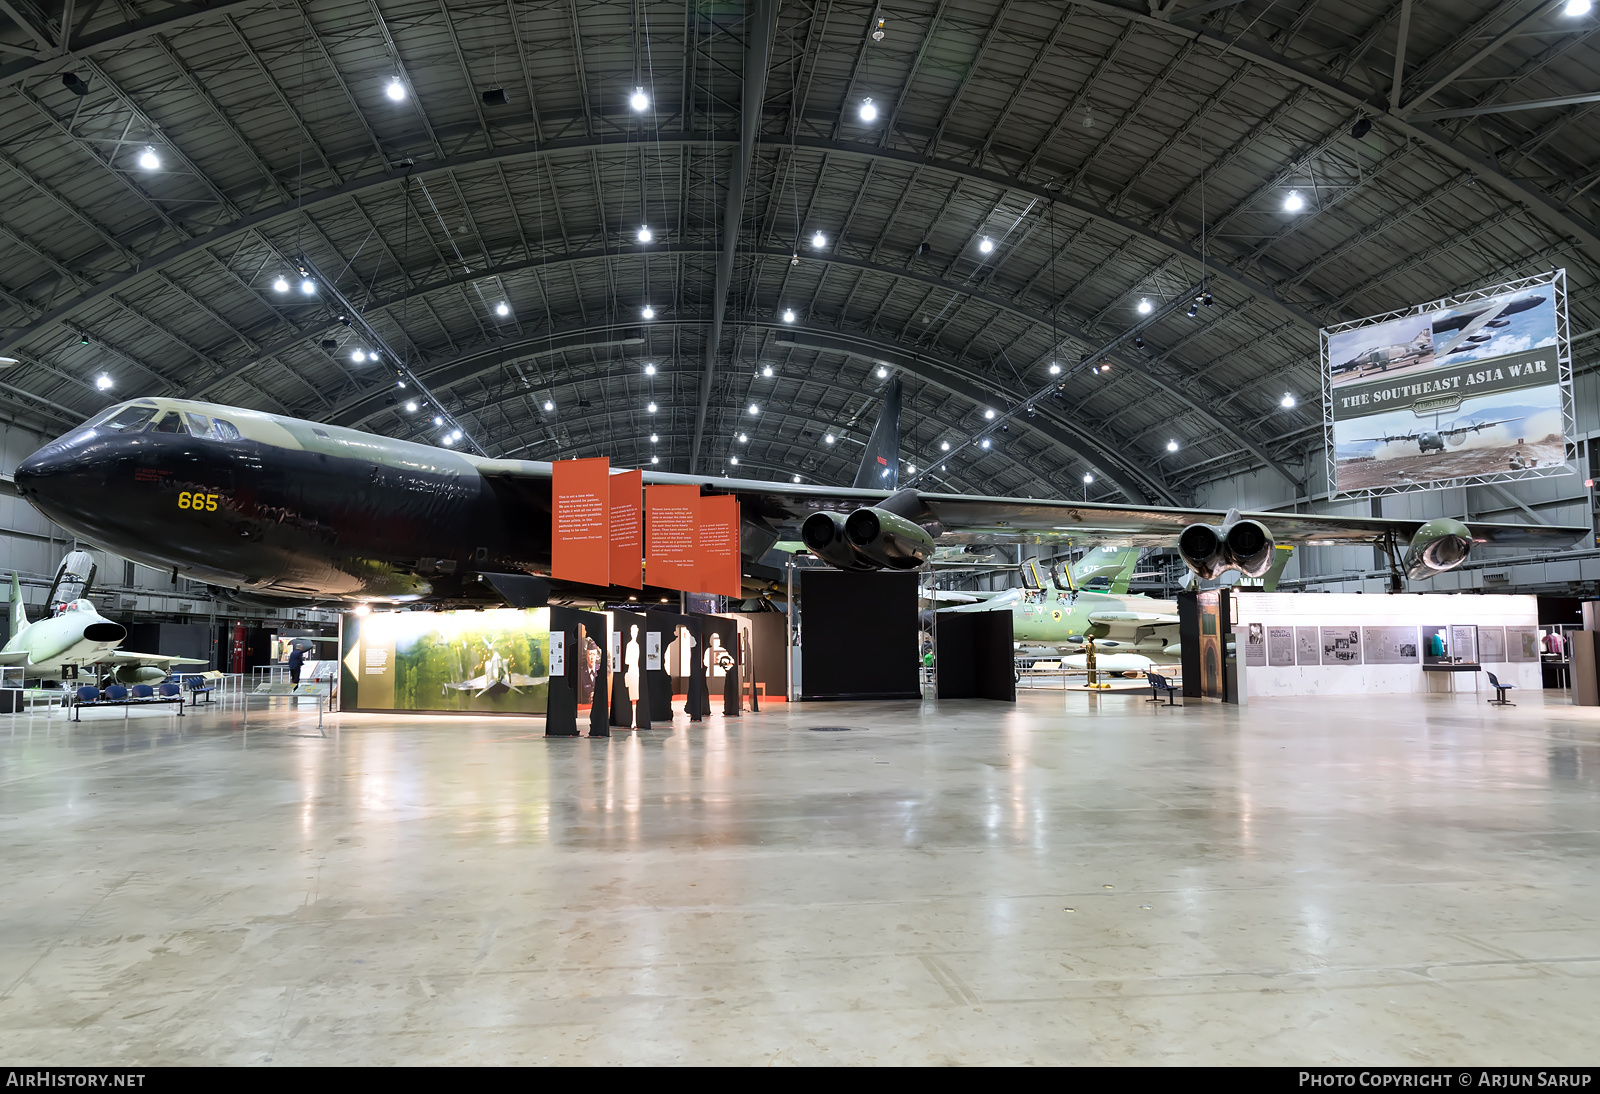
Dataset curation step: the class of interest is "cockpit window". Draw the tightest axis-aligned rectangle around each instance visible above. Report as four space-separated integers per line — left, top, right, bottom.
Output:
212 418 241 441
97 405 158 434
185 412 216 439
150 412 189 435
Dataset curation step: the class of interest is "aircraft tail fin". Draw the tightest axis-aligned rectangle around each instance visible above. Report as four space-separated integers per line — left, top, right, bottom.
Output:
851 377 902 490
10 571 26 635
1108 548 1141 595
1071 545 1137 588
1262 545 1294 593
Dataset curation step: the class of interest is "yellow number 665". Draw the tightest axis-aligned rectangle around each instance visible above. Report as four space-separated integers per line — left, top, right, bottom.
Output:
177 491 218 511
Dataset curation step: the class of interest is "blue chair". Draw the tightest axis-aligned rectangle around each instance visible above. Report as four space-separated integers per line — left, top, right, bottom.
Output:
158 682 181 698
1146 672 1178 705
75 685 99 704
1486 671 1517 706
131 684 154 700
183 675 216 705
103 684 128 702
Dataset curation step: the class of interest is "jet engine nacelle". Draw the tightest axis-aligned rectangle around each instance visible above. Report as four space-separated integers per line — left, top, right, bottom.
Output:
1177 514 1276 580
1402 517 1472 580
844 506 936 570
800 511 879 571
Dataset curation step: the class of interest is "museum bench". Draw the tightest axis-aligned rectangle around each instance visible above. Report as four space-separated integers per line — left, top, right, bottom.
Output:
1146 672 1179 706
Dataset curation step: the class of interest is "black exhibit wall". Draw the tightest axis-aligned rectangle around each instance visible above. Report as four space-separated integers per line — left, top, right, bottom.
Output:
644 610 698 721
548 607 610 737
745 613 788 702
608 608 650 729
935 610 1016 702
800 570 919 701
1177 592 1201 699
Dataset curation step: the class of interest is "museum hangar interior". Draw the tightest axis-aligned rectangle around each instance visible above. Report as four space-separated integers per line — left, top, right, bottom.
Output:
0 0 1598 1068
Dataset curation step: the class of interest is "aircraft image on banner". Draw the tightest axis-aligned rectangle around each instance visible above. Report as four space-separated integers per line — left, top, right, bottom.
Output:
1332 327 1434 381
442 640 546 698
10 375 1583 603
0 553 207 683
1430 292 1552 360
1351 415 1524 456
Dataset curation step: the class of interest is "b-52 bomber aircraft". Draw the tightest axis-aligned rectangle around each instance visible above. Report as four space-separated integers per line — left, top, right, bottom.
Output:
1353 416 1522 456
10 389 1582 607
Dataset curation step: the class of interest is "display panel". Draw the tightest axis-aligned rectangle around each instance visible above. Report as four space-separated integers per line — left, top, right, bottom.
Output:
646 484 699 592
341 607 550 714
552 458 610 586
1323 270 1573 498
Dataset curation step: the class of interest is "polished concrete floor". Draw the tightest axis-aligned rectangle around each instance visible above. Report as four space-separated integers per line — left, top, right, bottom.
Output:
1 689 1598 1065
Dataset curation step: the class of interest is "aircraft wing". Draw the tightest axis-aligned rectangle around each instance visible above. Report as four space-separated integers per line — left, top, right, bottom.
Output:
470 460 1583 551
1440 417 1520 437
1433 301 1507 356
1348 431 1421 444
103 650 210 666
0 650 32 666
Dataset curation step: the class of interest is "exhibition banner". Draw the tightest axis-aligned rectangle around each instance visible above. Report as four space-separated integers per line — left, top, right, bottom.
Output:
697 494 742 598
646 484 700 592
552 457 610 586
610 469 643 589
1323 269 1573 497
340 607 550 714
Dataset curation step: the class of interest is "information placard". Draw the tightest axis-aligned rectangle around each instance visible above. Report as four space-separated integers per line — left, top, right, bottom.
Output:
610 469 643 589
552 457 610 586
698 494 742 598
646 484 700 593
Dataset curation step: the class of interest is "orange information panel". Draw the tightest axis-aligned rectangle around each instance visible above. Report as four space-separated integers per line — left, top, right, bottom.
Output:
645 484 699 593
552 457 610 587
698 494 742 598
609 469 643 589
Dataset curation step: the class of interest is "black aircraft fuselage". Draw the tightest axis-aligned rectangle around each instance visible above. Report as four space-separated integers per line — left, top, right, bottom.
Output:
14 399 554 600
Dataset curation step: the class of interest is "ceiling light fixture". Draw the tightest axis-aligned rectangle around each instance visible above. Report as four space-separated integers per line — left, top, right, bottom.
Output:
738 433 747 443
1048 362 1061 375
1134 336 1145 348
651 456 659 464
630 87 649 111
748 403 759 415
824 433 835 444
907 464 915 474
441 435 455 446
94 373 113 391
859 97 877 122
940 441 950 451
1283 190 1306 213
543 399 554 411
793 475 801 483
812 231 826 248
637 225 652 243
1166 439 1178 452
299 279 316 295
647 402 658 413
644 363 656 375
984 408 995 419
978 236 994 254
762 365 774 377
1083 473 1094 484
641 305 655 319
1186 303 1197 318
730 456 739 465
782 309 795 323
1281 392 1296 408
1566 0 1593 13
351 349 366 363
650 433 658 442
495 301 509 316
405 401 417 412
876 366 888 378
432 416 443 425
1137 298 1153 314
450 429 462 441
273 277 289 293
386 78 405 102
138 147 159 170
980 438 991 449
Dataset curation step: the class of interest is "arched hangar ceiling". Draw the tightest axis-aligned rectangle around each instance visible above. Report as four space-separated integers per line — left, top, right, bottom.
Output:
0 0 1594 505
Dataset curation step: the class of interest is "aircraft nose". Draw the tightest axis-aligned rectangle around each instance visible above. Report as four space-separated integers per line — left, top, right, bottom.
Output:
13 441 74 495
84 621 125 643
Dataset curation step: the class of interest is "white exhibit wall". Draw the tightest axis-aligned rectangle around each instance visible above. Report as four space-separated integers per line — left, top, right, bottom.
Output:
1234 592 1540 697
